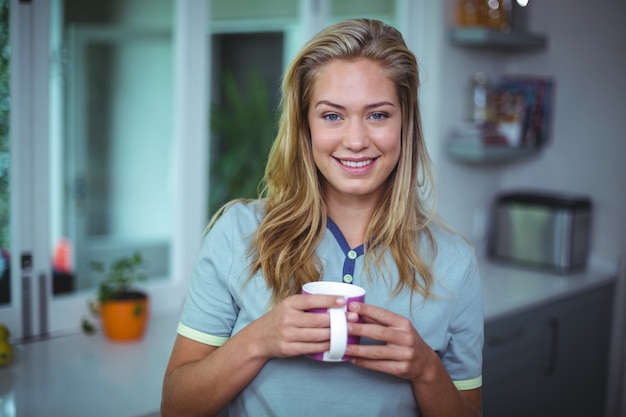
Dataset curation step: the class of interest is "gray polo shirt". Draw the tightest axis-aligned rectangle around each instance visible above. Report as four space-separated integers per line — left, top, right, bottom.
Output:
178 201 483 416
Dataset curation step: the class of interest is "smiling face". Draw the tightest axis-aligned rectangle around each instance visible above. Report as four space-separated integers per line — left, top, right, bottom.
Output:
307 58 402 210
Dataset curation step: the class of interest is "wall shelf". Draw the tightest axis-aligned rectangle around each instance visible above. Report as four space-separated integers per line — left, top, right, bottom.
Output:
450 27 547 51
447 23 549 166
446 141 540 165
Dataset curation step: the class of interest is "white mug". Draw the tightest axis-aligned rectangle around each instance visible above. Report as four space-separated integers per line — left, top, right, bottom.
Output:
302 281 366 362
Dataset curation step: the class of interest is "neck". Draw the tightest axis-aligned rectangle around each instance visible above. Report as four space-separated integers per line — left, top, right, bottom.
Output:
326 200 377 248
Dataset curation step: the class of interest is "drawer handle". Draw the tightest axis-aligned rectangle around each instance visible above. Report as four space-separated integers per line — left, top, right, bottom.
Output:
546 318 560 376
488 326 525 346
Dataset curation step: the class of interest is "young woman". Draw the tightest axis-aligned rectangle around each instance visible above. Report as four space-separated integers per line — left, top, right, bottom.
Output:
161 18 483 417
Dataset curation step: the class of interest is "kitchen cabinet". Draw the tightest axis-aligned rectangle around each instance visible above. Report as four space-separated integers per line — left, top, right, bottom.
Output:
482 307 543 416
482 283 614 416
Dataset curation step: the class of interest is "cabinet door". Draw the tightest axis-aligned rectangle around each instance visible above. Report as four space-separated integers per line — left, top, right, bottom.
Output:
536 284 614 417
482 309 543 416
483 348 543 417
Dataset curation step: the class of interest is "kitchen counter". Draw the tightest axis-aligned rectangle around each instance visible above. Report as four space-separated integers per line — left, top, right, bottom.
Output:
0 314 178 417
481 257 618 323
0 259 618 417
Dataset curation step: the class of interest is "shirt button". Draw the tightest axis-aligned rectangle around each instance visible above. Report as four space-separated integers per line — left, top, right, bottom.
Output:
347 250 357 260
343 274 353 283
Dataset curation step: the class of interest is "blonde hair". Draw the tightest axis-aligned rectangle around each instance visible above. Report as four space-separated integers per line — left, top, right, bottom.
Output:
215 18 438 306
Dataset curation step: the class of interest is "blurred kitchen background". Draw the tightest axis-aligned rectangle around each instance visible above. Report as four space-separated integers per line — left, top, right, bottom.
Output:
1 0 625 416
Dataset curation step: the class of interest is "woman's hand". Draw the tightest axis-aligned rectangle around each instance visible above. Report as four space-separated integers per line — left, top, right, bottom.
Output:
344 302 482 417
344 302 435 383
162 293 355 417
253 293 353 359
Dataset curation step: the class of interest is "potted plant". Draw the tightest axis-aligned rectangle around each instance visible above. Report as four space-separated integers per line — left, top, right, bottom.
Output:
83 252 149 342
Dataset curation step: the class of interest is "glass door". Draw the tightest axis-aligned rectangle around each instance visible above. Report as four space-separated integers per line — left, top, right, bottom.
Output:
49 28 177 334
1 0 210 340
0 0 15 334
47 0 210 335
0 0 49 341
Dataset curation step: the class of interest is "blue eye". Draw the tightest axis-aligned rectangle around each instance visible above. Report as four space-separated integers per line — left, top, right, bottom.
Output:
323 113 340 121
370 112 386 121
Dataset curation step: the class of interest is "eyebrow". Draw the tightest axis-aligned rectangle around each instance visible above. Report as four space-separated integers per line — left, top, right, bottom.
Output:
313 100 396 110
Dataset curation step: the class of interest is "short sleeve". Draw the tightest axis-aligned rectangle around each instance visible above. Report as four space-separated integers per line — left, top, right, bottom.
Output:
441 256 484 390
177 206 242 346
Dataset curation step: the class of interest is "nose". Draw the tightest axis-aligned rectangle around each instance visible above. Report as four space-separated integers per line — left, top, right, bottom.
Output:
342 119 369 151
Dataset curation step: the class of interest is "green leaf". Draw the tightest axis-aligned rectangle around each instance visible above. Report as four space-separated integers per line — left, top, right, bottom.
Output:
81 317 97 336
90 252 147 303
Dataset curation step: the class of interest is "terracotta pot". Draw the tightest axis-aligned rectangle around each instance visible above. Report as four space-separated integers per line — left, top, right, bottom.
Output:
100 292 149 341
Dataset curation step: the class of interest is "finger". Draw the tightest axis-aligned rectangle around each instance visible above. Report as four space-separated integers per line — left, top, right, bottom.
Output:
348 302 401 327
292 310 334 329
345 342 393 361
350 321 418 351
286 309 349 333
288 327 333 343
274 339 332 358
349 355 411 377
346 343 421 380
348 321 399 344
291 341 333 357
345 341 413 365
292 293 348 311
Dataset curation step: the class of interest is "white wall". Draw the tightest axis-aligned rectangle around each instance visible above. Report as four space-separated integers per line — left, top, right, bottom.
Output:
500 1 626 261
432 0 626 265
501 4 626 415
422 1 626 415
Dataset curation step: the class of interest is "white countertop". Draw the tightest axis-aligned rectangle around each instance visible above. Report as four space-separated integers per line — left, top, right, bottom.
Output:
481 258 618 322
0 315 178 417
0 259 618 417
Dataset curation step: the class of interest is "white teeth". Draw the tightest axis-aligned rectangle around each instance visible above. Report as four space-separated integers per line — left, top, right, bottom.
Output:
340 159 372 168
